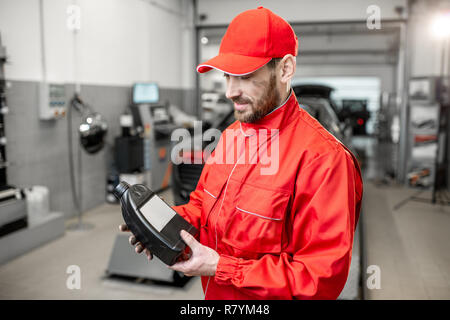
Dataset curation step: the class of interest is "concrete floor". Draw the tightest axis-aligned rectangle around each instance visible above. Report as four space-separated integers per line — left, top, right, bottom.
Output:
0 137 449 299
356 136 450 299
362 182 450 299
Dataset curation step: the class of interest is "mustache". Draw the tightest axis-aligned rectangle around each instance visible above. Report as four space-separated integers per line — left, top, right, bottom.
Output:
231 97 252 105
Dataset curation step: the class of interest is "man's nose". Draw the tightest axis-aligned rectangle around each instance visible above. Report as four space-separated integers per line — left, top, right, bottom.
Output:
225 77 242 100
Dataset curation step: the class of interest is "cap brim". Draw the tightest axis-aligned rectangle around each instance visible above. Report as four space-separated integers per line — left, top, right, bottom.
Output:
197 53 272 75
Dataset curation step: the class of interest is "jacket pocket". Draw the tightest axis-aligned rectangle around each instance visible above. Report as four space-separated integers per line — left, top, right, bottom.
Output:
222 183 290 253
201 186 220 227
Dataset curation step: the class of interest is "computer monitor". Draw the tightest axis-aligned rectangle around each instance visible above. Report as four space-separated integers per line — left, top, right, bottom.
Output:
133 83 159 104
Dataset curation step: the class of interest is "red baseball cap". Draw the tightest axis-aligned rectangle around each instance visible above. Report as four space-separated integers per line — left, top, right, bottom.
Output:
197 7 298 75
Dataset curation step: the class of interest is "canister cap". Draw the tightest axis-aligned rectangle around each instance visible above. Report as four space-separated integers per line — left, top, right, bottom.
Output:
113 181 130 199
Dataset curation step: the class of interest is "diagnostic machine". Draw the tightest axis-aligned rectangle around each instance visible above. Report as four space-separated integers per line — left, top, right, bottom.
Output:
130 83 179 192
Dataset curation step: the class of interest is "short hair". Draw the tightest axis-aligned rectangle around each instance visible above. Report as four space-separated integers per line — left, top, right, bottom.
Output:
266 58 282 70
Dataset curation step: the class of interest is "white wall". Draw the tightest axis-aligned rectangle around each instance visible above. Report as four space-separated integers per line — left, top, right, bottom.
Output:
0 0 42 82
0 0 196 89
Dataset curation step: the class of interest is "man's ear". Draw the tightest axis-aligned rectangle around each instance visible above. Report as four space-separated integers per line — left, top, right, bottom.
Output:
279 54 296 84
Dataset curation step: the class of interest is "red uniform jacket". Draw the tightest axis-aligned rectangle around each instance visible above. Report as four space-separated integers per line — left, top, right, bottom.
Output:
173 91 363 299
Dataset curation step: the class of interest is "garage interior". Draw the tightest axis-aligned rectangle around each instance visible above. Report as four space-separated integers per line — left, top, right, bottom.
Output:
0 0 449 300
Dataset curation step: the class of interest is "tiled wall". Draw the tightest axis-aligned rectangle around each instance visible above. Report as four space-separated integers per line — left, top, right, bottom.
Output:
4 80 195 218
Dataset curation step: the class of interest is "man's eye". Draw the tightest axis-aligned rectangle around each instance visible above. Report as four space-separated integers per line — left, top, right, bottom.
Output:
223 73 229 78
240 75 251 80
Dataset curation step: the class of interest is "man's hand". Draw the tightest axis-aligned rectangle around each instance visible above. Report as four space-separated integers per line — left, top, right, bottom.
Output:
119 224 153 261
169 230 220 277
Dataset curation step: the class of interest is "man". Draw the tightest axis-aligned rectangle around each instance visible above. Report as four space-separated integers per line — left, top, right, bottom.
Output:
120 7 363 300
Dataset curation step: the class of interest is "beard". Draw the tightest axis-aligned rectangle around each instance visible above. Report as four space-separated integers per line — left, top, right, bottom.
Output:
232 73 280 123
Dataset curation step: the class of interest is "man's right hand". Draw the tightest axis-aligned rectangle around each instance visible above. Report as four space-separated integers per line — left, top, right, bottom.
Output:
119 224 153 261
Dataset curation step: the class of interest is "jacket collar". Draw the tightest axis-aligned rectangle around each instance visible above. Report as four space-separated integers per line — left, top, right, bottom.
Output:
239 89 299 134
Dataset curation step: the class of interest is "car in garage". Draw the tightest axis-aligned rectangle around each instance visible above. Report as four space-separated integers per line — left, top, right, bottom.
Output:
340 99 371 135
293 84 341 117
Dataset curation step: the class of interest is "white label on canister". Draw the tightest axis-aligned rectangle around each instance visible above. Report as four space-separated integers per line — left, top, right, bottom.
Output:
139 196 176 232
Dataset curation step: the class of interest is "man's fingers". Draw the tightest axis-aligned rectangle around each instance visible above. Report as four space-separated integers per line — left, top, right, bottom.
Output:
144 249 153 260
120 224 153 259
119 224 130 232
180 230 199 250
135 244 144 254
134 243 153 260
129 235 137 246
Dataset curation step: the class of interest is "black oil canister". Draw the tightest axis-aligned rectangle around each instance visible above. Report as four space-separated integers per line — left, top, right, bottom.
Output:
113 181 198 266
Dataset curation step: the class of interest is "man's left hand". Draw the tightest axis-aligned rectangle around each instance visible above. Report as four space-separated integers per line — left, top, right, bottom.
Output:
169 230 220 277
